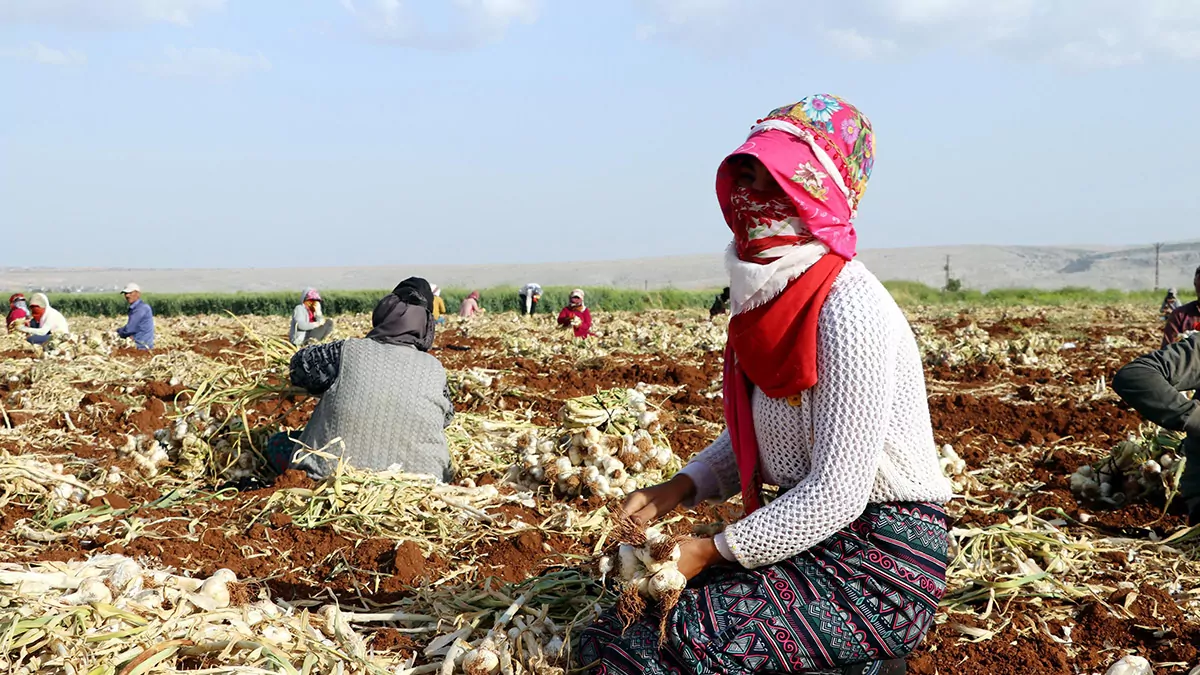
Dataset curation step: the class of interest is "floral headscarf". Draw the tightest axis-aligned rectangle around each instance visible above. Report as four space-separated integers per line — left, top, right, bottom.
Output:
717 94 874 262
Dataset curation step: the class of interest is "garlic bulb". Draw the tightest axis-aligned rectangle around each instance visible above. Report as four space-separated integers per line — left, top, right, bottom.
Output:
1105 655 1152 675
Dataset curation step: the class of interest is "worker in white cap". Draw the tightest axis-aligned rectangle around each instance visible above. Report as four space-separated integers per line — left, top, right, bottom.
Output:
116 283 155 350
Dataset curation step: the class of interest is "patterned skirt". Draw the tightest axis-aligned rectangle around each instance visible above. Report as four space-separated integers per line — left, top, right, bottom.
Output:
577 502 949 675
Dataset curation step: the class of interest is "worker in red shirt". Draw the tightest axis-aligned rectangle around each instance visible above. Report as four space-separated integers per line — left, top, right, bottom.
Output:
1163 265 1200 347
557 289 592 339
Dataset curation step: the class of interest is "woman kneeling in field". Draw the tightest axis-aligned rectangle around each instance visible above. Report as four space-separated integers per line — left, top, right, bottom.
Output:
267 277 454 482
578 96 953 675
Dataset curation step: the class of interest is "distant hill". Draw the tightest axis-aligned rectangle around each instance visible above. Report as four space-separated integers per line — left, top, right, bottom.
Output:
4 241 1199 294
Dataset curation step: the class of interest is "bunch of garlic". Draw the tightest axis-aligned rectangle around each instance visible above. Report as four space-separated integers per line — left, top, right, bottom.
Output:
117 433 170 478
514 424 678 501
152 406 259 481
1070 433 1185 508
448 368 497 404
598 522 687 637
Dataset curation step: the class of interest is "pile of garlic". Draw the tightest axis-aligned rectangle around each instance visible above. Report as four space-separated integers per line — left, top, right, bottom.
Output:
1070 432 1185 508
40 330 120 361
510 389 680 501
447 368 498 405
0 452 91 513
0 554 240 614
149 406 259 481
0 554 392 674
598 519 687 637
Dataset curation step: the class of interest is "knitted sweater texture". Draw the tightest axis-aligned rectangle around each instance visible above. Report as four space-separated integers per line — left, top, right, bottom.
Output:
681 261 953 569
294 338 454 481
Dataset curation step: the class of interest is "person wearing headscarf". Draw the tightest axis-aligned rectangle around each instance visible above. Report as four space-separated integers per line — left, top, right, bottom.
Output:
579 96 953 675
459 291 482 318
1163 266 1200 347
6 294 30 333
289 288 335 346
1161 288 1181 320
518 283 542 315
430 285 447 322
18 294 70 345
557 289 592 339
267 278 454 482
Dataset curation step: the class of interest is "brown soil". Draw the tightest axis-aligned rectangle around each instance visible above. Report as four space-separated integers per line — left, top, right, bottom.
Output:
929 394 1140 453
2 310 1197 669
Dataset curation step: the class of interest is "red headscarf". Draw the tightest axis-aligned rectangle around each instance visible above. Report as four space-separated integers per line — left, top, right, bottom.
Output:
718 95 875 514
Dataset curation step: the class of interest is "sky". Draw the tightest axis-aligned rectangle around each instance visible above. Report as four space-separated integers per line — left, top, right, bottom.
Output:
1 0 1198 269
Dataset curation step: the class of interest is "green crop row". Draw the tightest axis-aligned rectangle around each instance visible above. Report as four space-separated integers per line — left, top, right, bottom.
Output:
3 287 723 318
2 283 1189 318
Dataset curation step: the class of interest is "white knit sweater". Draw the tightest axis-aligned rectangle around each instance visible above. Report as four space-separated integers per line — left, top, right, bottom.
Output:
680 261 953 570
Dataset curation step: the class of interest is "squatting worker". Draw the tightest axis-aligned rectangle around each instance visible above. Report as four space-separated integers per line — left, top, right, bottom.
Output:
266 278 454 482
557 289 592 339
579 96 954 675
116 283 155 350
1163 266 1200 347
18 293 69 345
6 293 29 333
1112 334 1200 526
289 288 334 346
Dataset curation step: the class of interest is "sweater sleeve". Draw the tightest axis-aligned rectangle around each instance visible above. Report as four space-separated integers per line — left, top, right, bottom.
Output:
289 341 344 395
557 307 572 327
679 430 741 506
721 288 895 569
1113 334 1200 437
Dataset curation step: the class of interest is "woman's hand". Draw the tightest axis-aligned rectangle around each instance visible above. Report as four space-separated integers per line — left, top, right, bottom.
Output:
677 537 726 580
622 474 696 525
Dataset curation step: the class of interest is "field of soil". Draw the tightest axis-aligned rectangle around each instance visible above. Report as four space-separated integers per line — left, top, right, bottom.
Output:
0 306 1197 674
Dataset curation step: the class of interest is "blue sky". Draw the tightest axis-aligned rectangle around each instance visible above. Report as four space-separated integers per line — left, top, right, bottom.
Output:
1 0 1198 268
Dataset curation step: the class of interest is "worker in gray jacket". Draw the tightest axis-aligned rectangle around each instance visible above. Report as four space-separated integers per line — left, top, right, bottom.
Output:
267 278 454 481
289 288 335 346
1112 333 1200 525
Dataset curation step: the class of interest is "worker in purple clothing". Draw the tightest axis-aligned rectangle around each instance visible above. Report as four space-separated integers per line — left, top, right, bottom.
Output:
116 283 155 350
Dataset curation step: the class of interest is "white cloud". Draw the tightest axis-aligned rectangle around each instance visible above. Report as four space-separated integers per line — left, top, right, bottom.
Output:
341 0 540 48
824 28 896 60
633 0 1200 67
0 0 226 28
136 47 271 80
3 41 87 66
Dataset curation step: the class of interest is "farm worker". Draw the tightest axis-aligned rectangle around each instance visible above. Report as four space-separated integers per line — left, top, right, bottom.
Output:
18 293 69 345
1162 265 1200 347
1113 334 1200 527
430 285 447 323
116 283 155 350
459 291 482 318
556 289 592 339
518 282 542 315
580 96 953 675
709 286 731 319
1161 288 1181 321
6 293 30 332
267 277 454 482
289 288 334 346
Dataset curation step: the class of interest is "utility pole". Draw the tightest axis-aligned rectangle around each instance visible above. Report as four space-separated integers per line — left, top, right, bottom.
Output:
944 255 951 289
1155 243 1163 290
